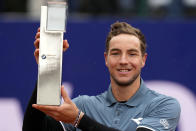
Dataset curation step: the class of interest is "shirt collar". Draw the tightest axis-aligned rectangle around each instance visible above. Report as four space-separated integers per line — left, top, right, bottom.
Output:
105 79 149 107
105 85 117 106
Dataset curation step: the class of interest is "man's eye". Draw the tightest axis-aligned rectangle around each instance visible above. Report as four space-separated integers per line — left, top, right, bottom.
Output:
111 53 119 55
130 53 136 56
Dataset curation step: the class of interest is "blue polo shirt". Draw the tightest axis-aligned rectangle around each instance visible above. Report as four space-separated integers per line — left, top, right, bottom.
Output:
63 80 180 131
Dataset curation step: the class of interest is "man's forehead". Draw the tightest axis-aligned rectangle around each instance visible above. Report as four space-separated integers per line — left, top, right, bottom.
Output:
110 34 140 42
109 41 141 51
110 34 140 45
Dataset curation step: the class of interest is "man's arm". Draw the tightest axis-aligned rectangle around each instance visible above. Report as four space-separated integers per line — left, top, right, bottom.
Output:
32 85 152 131
22 83 120 131
78 114 152 131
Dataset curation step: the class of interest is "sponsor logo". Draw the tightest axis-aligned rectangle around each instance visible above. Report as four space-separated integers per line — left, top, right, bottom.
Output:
160 119 169 129
131 118 143 125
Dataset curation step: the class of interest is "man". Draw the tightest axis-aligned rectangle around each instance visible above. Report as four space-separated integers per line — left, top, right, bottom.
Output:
23 22 180 131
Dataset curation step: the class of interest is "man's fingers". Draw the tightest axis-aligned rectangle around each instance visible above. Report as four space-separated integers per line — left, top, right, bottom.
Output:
63 40 69 52
35 36 67 51
34 49 39 64
34 49 39 56
35 32 40 39
34 38 40 49
37 27 40 32
32 104 58 111
61 86 72 103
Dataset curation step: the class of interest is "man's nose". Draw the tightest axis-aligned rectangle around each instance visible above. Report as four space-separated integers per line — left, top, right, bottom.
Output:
119 55 128 65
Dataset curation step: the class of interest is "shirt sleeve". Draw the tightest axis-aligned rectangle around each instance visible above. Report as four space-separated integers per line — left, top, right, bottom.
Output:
138 96 181 131
72 95 88 110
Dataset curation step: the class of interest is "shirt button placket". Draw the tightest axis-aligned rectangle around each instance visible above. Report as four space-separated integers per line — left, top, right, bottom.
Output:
113 104 121 126
116 111 120 116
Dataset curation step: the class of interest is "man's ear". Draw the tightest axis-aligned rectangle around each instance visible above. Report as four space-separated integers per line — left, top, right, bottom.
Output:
142 53 147 68
104 52 108 67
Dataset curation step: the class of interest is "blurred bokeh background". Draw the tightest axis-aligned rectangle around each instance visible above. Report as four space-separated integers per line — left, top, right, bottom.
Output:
0 0 196 131
1 0 196 19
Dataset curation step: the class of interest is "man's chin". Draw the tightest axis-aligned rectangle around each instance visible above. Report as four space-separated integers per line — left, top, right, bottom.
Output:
111 74 140 87
114 80 134 87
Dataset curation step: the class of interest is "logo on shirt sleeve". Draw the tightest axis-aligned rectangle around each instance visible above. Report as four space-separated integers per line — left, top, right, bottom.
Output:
160 119 169 129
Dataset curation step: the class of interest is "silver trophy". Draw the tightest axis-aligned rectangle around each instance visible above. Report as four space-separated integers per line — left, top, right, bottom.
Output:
37 0 68 105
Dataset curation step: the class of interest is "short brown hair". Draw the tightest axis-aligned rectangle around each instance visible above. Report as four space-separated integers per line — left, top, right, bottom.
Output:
105 21 147 56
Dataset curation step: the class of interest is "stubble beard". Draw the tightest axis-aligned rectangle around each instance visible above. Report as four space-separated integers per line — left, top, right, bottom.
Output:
111 71 141 87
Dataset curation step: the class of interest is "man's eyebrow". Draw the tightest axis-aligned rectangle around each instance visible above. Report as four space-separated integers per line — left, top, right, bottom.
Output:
109 48 140 53
110 48 121 52
127 49 139 52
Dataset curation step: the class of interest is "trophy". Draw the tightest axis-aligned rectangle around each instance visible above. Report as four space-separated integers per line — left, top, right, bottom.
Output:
37 0 68 105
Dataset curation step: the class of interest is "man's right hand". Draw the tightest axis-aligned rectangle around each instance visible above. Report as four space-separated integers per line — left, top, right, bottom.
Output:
32 86 84 125
33 28 69 64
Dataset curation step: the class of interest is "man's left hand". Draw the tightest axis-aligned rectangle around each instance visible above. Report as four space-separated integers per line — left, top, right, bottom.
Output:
32 86 79 125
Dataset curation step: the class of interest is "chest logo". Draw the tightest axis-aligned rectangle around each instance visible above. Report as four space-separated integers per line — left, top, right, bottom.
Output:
131 118 143 125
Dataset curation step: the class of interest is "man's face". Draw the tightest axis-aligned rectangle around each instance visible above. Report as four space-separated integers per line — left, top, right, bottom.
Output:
104 34 147 86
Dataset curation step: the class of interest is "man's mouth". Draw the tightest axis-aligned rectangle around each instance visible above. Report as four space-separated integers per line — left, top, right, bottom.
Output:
117 69 131 72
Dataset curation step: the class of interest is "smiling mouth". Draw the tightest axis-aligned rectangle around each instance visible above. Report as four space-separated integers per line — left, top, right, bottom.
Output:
117 69 131 72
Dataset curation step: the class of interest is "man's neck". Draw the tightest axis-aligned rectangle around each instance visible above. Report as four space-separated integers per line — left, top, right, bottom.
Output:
111 76 141 102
